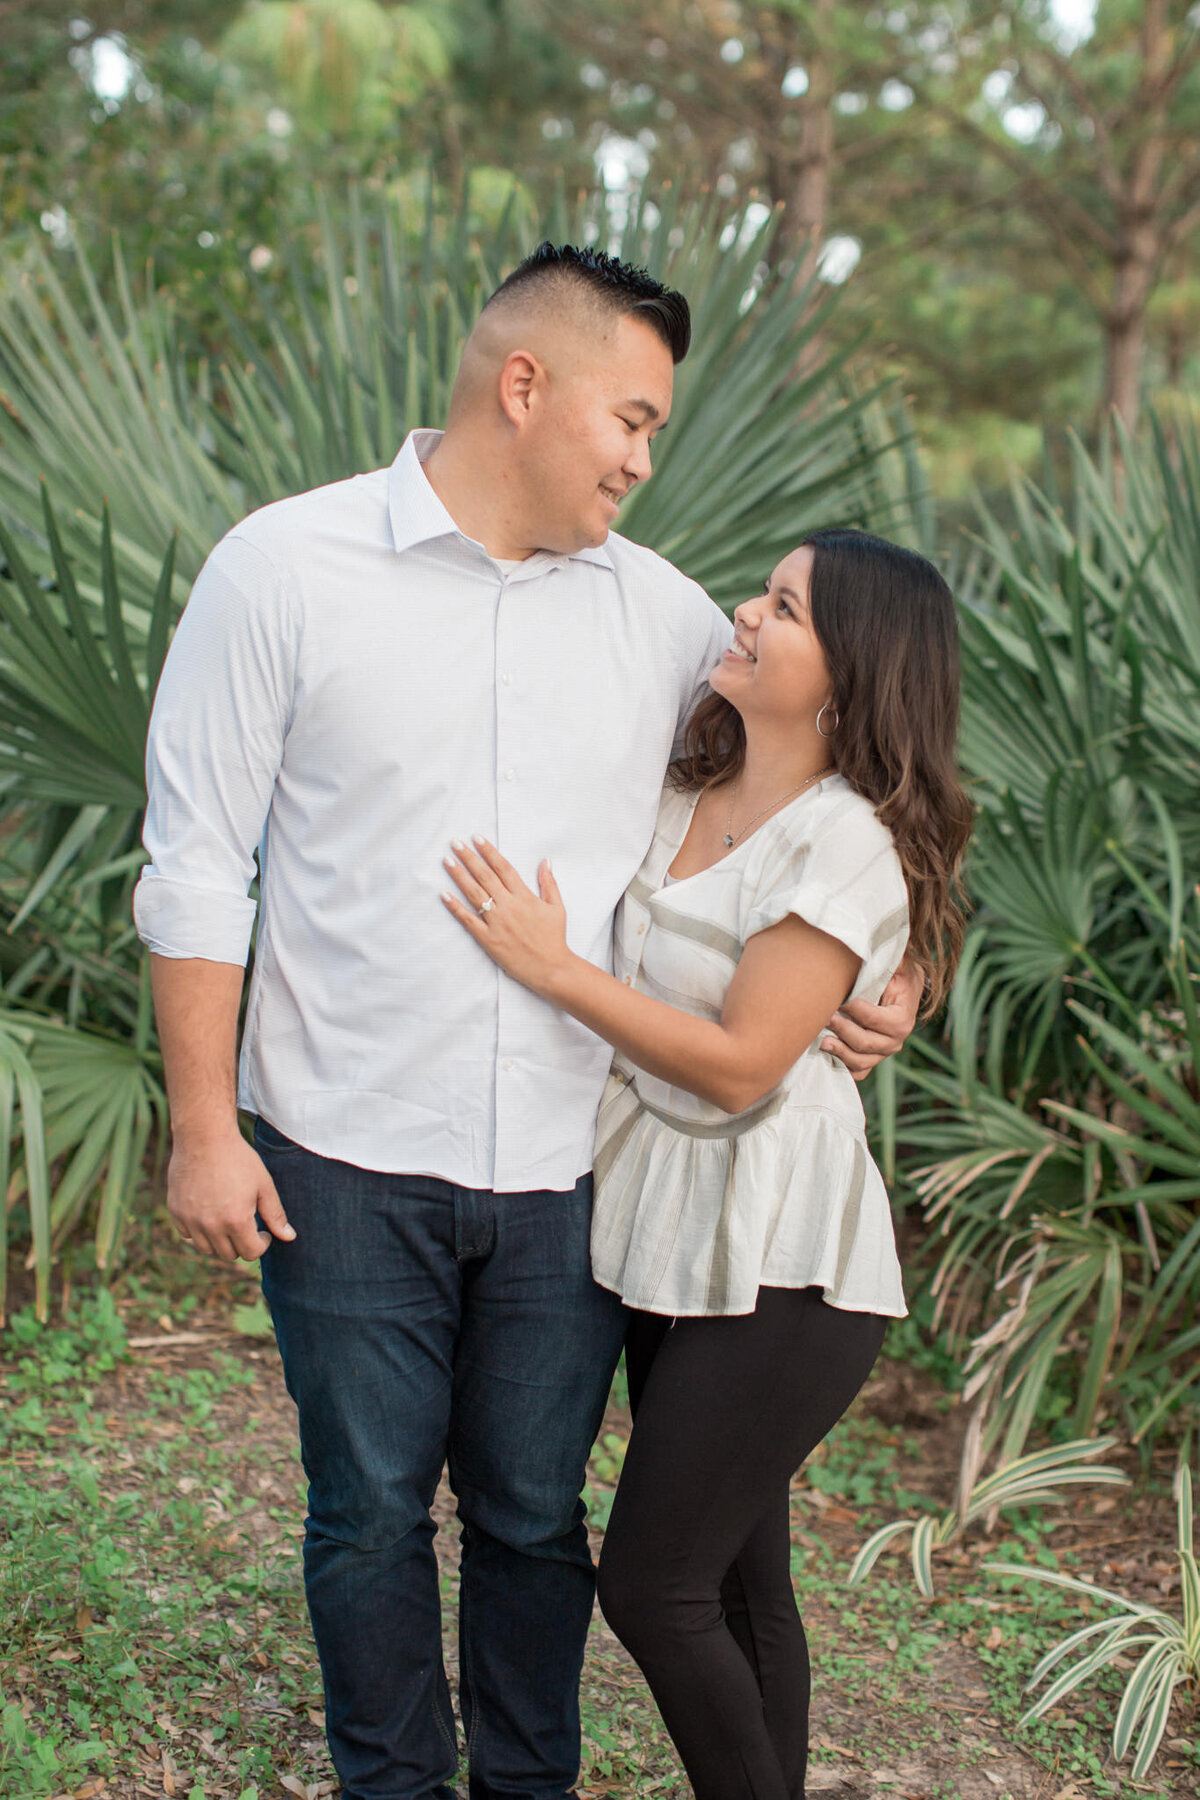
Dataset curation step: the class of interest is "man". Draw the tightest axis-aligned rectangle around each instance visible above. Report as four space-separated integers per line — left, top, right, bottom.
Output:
134 243 919 1800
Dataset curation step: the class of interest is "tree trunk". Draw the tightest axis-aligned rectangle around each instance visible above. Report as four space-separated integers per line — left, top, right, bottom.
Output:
1102 0 1171 432
1104 295 1146 432
1104 215 1158 431
785 0 835 287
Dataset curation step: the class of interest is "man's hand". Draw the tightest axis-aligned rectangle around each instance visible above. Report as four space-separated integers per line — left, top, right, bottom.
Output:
167 1126 295 1262
821 958 924 1082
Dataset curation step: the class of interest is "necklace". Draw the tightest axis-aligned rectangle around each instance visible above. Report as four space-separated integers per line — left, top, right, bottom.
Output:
722 767 834 848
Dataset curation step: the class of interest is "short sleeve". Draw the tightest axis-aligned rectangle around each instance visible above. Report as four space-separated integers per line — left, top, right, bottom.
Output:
744 798 910 1003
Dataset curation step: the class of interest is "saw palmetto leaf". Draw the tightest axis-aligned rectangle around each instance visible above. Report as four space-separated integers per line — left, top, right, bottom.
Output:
984 1462 1199 1782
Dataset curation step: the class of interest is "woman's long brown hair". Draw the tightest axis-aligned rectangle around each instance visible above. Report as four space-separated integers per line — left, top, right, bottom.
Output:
672 528 973 1015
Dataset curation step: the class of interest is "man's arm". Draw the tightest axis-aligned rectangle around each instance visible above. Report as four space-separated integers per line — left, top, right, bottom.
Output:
135 534 299 1259
151 955 295 1261
820 958 924 1081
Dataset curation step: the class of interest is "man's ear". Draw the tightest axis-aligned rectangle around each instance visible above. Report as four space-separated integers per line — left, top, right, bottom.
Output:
498 349 540 426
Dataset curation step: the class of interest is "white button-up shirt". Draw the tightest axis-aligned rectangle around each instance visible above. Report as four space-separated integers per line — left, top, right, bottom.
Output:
134 430 732 1192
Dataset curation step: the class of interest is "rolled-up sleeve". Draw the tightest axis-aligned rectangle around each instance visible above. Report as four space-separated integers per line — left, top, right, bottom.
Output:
133 533 298 965
672 585 733 756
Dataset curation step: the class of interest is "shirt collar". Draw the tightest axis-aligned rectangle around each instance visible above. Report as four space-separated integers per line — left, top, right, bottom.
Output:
386 429 614 571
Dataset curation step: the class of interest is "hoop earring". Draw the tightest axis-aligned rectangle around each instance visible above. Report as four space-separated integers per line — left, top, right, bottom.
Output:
816 702 839 738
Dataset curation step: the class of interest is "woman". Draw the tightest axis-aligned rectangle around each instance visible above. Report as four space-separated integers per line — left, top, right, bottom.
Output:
442 527 972 1800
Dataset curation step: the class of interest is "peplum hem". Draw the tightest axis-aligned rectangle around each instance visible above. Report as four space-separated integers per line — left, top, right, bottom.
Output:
590 1074 907 1320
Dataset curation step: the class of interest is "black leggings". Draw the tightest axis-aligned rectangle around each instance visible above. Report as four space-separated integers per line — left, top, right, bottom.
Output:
596 1286 886 1800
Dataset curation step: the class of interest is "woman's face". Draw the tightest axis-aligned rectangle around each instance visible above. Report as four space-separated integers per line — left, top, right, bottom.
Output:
709 545 834 726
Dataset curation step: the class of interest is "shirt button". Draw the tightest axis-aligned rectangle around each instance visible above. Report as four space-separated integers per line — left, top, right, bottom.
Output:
501 671 513 685
501 1059 514 1072
504 768 515 781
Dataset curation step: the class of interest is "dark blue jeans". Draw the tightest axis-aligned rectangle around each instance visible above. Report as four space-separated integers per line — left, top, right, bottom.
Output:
256 1119 627 1800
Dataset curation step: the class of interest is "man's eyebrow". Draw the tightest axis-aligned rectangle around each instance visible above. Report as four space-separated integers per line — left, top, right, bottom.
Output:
623 397 666 425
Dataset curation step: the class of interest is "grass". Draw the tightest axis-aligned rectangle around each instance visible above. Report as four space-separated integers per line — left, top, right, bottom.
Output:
1 1277 1198 1799
1 1292 319 1798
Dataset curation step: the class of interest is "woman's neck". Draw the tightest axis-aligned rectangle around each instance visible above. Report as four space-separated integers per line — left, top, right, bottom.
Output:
733 721 832 808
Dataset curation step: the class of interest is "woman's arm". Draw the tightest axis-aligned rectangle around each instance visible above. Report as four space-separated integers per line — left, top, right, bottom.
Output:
443 839 859 1114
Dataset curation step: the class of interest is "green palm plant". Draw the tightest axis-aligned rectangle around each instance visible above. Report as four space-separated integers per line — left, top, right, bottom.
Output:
897 420 1200 1473
985 1460 1200 1781
0 497 170 1317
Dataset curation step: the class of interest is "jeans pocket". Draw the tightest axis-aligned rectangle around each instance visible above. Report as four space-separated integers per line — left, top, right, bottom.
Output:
253 1115 303 1155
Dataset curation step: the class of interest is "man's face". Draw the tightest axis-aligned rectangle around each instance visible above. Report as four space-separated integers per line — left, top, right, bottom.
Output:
521 313 675 553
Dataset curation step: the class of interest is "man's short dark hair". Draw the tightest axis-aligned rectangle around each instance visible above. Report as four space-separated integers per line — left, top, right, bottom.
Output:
486 242 691 364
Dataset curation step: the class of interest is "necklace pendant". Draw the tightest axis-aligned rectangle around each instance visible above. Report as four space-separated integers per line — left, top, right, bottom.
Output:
722 833 735 847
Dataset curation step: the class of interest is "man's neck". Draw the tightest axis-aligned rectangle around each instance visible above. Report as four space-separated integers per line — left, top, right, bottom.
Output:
422 434 535 561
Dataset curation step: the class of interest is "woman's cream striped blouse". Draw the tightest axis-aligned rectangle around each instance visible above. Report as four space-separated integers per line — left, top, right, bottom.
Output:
590 773 910 1319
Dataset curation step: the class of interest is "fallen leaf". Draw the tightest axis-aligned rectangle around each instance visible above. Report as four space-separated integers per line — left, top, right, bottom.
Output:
75 1605 93 1635
72 1782 106 1798
811 1736 854 1756
279 1779 323 1800
870 1771 900 1785
306 1707 326 1728
161 1749 177 1797
985 1625 1004 1649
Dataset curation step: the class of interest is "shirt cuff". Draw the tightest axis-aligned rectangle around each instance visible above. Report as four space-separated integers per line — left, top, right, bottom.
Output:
133 874 257 966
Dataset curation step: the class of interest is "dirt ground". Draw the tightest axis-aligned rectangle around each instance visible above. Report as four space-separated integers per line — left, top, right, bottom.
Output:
81 1302 1197 1800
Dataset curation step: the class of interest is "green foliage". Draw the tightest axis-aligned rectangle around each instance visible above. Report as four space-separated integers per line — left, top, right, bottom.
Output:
221 0 455 139
897 419 1200 1483
0 179 918 610
0 498 169 1315
847 1437 1129 1599
0 1299 311 1796
985 1461 1200 1781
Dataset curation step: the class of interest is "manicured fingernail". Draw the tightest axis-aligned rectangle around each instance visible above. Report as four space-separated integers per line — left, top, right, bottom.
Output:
443 856 456 870
441 891 454 903
473 834 487 846
452 838 467 851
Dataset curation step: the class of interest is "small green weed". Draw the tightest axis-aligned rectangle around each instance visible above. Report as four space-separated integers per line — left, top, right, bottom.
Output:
803 1412 929 1512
